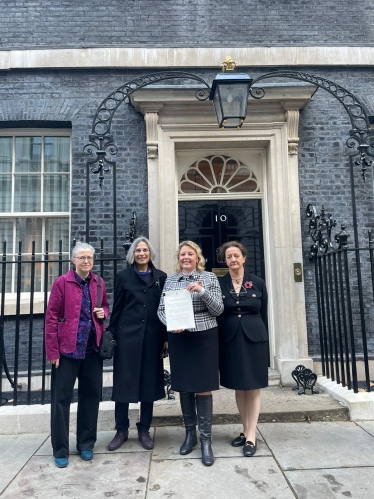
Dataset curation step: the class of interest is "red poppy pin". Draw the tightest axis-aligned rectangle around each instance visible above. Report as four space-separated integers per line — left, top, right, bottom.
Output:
244 281 253 289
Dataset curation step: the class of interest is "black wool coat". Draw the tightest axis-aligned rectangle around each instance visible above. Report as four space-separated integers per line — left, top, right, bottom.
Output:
108 263 167 403
218 272 268 343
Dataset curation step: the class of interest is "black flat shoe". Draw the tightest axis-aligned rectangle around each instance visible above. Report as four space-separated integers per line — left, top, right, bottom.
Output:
231 433 246 447
243 440 257 457
108 431 129 451
138 431 154 450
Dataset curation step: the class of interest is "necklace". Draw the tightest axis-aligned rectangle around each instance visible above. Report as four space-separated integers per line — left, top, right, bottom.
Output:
231 274 244 284
138 268 150 276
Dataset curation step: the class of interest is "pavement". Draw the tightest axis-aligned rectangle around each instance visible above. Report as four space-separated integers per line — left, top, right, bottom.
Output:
2 383 373 498
2 419 374 498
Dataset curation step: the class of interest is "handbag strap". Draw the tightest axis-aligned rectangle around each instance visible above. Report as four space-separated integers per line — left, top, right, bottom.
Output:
97 273 102 308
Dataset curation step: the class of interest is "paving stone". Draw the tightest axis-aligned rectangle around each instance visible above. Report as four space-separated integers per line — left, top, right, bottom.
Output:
258 421 374 470
152 424 271 460
356 420 374 437
36 428 155 456
147 456 295 499
0 434 49 494
286 467 374 499
1 452 150 499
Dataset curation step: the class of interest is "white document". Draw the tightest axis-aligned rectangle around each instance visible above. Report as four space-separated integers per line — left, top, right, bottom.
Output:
164 289 195 331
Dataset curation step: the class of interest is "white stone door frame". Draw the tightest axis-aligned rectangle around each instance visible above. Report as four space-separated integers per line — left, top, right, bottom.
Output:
131 83 316 384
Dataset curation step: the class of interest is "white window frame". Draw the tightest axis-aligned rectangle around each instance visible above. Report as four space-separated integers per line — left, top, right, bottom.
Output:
0 128 72 315
178 153 262 197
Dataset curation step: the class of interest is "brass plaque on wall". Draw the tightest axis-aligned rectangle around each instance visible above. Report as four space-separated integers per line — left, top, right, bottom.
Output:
212 268 229 277
294 263 303 282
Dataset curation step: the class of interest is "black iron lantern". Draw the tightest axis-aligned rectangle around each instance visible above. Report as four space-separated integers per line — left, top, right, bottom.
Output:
209 73 253 129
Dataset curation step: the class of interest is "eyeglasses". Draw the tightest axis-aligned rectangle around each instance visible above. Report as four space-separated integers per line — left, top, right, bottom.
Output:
74 256 94 262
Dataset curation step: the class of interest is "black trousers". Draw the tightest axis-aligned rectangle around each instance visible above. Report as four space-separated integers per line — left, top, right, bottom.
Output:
50 346 103 458
115 401 154 433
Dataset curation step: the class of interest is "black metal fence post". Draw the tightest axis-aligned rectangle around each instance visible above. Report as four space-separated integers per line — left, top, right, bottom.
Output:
12 242 23 405
318 257 330 379
342 248 358 393
0 241 6 405
314 257 326 377
27 241 36 405
337 249 351 390
332 251 345 387
41 241 49 404
307 204 373 394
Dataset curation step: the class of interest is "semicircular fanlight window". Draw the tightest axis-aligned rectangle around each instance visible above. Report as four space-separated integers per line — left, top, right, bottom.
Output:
179 155 260 194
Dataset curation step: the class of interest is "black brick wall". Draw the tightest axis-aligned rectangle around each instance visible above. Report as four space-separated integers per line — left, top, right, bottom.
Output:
296 68 374 358
1 66 374 371
1 0 373 49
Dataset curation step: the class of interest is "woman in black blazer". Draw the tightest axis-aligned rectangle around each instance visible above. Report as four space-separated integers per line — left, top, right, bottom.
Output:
218 241 269 457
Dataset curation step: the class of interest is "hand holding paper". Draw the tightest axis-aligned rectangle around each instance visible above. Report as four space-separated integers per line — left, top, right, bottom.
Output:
164 289 195 331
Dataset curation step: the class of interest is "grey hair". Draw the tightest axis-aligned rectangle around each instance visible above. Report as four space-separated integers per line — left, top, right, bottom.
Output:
71 242 95 259
126 236 156 264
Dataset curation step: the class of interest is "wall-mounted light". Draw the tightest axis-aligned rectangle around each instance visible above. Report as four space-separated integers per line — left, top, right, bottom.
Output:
209 57 252 130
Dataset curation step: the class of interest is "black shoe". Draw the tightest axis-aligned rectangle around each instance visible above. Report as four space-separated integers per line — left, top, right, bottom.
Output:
196 394 215 466
138 431 154 450
243 440 257 457
231 433 246 447
108 431 128 451
180 427 198 455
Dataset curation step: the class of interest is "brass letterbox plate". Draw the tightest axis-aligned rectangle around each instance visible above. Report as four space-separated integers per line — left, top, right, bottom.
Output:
212 268 229 277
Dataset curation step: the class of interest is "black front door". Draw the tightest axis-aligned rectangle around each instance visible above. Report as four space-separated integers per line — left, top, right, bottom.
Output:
178 200 265 279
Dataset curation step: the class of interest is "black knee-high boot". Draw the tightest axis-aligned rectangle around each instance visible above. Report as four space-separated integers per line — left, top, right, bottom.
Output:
196 394 214 466
179 392 197 455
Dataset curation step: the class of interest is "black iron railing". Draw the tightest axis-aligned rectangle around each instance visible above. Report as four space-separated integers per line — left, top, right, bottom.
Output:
0 238 126 406
307 204 374 393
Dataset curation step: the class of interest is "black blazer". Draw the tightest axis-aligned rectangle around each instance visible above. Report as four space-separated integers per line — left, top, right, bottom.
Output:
218 272 268 343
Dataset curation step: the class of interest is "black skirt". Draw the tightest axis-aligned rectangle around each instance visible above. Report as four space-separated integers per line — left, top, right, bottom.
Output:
219 324 269 390
168 327 219 393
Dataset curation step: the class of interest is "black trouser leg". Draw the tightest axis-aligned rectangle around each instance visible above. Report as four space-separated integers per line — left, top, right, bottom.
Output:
179 392 197 455
115 402 130 432
51 355 80 458
196 394 214 466
76 348 103 452
137 401 154 433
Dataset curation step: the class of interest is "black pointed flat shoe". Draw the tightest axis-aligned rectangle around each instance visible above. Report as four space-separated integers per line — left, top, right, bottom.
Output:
231 432 246 447
243 440 257 457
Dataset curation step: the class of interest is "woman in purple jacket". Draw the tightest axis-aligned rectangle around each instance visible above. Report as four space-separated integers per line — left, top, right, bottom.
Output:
45 242 109 468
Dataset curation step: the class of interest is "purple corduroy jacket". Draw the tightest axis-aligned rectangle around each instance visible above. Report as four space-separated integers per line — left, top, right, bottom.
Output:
45 268 109 361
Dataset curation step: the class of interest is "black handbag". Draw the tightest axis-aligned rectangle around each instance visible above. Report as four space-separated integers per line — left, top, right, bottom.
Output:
99 329 116 359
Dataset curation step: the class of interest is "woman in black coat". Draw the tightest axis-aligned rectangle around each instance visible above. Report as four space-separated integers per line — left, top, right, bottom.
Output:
107 237 167 451
218 241 269 458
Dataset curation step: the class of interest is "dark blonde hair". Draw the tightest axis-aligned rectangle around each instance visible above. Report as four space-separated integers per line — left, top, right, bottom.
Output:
176 241 206 273
219 241 247 263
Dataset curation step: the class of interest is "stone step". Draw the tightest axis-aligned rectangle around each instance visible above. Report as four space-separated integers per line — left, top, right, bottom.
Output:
0 383 349 435
152 385 349 426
